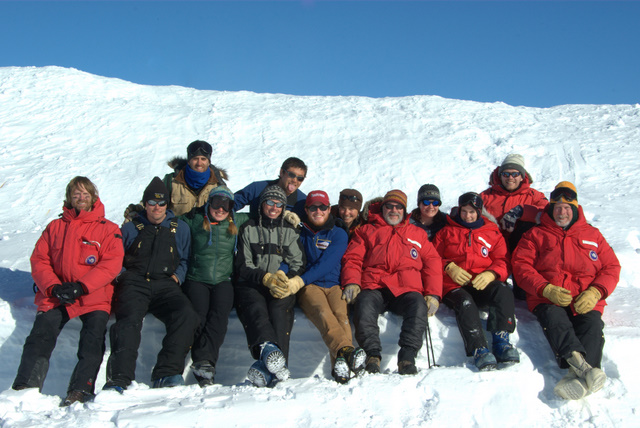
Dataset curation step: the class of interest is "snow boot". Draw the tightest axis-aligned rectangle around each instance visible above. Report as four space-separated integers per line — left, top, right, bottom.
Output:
247 360 274 387
259 342 287 375
473 347 497 371
191 360 216 387
365 355 381 374
332 357 350 384
338 346 367 376
492 331 520 364
152 374 184 388
102 381 126 394
61 390 93 406
566 351 607 394
398 360 418 375
554 369 588 400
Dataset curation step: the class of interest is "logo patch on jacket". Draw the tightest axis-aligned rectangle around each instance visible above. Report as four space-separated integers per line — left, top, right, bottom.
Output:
410 248 418 260
589 250 598 261
85 255 97 265
481 247 489 257
316 239 330 250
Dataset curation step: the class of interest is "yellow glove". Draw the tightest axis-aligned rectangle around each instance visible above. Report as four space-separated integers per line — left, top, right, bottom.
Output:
283 210 301 228
424 295 439 317
471 271 496 290
445 262 472 286
574 286 602 314
542 283 573 307
263 270 289 298
277 275 305 298
341 284 361 304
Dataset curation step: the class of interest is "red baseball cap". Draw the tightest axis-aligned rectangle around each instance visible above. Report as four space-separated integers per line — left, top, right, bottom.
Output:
305 190 330 207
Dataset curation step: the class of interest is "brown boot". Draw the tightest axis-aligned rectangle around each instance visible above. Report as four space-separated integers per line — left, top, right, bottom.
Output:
365 356 381 374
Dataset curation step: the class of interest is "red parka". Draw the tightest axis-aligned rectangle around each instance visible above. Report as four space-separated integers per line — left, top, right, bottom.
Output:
30 198 124 318
480 167 548 226
511 206 620 314
341 202 443 298
433 215 509 296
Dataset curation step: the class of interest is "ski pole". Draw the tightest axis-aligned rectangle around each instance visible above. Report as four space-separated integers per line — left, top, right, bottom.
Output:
426 317 439 368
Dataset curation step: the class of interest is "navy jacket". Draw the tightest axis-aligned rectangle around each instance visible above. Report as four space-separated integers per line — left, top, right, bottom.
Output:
299 216 348 288
121 210 191 283
233 179 307 218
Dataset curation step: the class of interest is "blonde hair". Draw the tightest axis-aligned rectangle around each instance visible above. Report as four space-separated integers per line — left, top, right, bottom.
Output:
63 176 98 209
202 214 238 235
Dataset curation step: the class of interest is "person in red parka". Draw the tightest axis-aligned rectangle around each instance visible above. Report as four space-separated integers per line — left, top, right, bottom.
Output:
433 192 519 372
341 190 442 375
12 177 124 406
512 181 620 400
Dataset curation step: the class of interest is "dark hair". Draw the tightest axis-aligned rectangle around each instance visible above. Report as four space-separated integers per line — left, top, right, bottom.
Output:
64 176 98 209
281 157 307 174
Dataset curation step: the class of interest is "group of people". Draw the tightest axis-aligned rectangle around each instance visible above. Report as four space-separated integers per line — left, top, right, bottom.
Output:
12 141 620 406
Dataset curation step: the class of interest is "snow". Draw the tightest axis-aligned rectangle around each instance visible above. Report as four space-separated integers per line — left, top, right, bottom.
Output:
1 66 639 427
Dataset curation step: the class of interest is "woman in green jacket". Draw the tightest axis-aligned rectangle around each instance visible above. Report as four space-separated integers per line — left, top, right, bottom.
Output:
180 185 249 386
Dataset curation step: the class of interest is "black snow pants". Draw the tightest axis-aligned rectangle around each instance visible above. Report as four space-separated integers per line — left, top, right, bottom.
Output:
13 305 108 394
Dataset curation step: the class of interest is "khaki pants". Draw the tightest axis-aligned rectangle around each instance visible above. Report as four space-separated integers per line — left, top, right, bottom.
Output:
297 284 353 361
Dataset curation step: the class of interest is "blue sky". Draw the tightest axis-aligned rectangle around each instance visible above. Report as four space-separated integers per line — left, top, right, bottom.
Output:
1 1 638 108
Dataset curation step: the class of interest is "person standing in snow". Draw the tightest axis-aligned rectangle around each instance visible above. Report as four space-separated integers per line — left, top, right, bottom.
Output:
341 190 442 375
123 140 228 220
512 181 620 400
433 192 519 372
13 177 124 406
331 188 364 237
233 157 307 223
179 185 249 387
409 184 447 242
234 185 306 387
296 190 366 384
104 177 199 391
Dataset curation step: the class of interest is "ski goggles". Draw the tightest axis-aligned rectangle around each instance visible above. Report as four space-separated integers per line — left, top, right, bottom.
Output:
283 169 305 182
187 141 212 158
209 196 231 212
147 200 167 207
307 204 329 213
340 194 361 203
458 192 483 210
420 199 441 207
550 188 577 203
500 171 522 178
265 200 285 208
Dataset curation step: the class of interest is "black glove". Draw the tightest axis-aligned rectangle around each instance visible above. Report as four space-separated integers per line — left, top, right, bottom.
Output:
52 282 85 304
123 203 144 224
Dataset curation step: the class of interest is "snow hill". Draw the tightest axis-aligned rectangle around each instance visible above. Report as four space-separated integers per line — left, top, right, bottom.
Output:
0 66 639 427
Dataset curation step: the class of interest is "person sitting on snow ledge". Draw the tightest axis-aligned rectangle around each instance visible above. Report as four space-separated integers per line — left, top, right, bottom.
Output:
512 181 620 400
433 192 519 372
341 189 442 375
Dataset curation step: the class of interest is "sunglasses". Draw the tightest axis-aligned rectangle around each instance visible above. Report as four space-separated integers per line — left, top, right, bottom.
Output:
421 199 441 207
265 200 285 208
340 194 361 202
147 200 167 207
283 169 305 182
383 203 404 211
501 171 522 178
210 196 231 212
550 188 577 203
307 204 329 213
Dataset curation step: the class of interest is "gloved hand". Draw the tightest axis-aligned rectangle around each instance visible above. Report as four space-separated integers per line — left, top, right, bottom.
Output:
341 284 361 304
283 210 301 228
52 282 85 304
471 271 496 290
500 205 523 233
574 286 602 314
445 262 472 286
424 295 439 317
123 203 144 224
263 270 289 298
278 276 305 298
542 283 573 307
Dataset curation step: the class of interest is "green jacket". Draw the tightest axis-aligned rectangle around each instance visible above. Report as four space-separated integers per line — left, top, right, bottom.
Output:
180 206 249 285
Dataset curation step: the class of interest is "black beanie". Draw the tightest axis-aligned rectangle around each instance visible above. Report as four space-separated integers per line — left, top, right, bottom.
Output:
187 140 212 162
143 177 169 204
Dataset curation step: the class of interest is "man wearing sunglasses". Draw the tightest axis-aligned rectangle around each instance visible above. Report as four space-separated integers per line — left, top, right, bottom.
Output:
296 190 366 384
233 157 308 220
341 190 442 376
512 181 620 400
105 177 199 391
